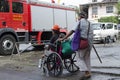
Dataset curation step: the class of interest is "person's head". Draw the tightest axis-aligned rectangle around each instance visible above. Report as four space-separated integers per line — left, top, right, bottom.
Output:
52 24 60 34
78 11 87 19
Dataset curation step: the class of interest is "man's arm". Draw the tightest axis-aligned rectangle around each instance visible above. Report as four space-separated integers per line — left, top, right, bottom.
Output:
62 30 74 40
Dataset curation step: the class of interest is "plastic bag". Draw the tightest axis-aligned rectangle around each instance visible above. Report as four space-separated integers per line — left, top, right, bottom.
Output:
61 40 74 55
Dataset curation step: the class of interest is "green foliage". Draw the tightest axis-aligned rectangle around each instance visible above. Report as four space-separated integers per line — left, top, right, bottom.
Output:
98 16 118 23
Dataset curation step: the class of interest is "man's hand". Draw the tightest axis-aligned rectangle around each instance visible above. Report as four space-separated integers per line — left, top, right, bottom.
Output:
57 38 64 42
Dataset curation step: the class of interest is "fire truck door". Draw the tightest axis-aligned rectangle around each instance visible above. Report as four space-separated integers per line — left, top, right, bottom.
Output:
12 1 28 31
0 0 10 28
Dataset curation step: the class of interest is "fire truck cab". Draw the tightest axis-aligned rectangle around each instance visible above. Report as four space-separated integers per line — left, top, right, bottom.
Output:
0 0 76 55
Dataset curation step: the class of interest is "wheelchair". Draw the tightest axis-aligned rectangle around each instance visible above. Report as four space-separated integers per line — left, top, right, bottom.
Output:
39 40 79 77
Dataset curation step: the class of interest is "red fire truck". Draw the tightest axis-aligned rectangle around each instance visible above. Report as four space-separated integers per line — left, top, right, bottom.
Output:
0 0 76 55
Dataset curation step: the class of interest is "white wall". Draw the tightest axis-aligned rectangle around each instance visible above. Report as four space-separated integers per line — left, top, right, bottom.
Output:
88 3 117 22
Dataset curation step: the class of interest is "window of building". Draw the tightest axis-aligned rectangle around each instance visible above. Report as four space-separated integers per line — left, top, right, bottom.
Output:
106 6 113 13
92 0 97 2
92 6 98 15
12 2 23 13
0 0 9 12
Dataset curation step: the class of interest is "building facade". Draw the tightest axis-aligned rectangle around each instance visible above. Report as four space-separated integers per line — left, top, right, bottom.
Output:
80 0 118 22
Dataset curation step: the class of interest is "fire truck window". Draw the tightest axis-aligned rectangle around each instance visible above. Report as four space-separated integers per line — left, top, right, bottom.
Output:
0 0 9 12
12 2 23 13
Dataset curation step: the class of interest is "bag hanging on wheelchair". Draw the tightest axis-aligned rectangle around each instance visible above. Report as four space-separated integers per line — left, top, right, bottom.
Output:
61 40 74 55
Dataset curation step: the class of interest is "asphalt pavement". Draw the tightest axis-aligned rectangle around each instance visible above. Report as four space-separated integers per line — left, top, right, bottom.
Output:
0 41 120 80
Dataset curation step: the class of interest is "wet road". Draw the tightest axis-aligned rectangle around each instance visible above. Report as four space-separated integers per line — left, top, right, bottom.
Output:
0 41 120 80
90 41 120 80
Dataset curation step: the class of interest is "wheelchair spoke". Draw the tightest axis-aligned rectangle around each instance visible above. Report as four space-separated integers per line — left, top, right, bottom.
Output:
47 52 63 77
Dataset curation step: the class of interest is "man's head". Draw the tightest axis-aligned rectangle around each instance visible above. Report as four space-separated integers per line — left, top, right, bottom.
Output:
78 11 87 19
52 24 60 31
52 24 60 34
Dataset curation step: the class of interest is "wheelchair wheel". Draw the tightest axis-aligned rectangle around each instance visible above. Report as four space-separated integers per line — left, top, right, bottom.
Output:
47 52 63 77
64 53 79 73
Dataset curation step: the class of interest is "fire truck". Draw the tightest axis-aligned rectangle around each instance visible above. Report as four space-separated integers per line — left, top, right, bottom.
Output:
0 0 76 55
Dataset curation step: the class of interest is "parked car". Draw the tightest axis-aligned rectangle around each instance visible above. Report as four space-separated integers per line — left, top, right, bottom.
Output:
92 22 119 43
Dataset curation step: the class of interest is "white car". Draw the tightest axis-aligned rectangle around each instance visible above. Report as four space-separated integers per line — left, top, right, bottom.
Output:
92 22 119 43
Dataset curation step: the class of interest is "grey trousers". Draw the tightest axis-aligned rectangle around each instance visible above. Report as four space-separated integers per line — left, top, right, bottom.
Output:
76 47 91 72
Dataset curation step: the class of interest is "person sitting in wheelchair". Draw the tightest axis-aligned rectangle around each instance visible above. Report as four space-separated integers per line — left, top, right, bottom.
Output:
43 25 63 56
48 24 60 51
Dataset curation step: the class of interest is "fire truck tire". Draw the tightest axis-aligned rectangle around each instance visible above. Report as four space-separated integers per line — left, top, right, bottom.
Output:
0 34 17 55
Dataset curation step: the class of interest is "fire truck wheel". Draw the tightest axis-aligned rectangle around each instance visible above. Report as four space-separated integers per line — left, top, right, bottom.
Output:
0 34 17 55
